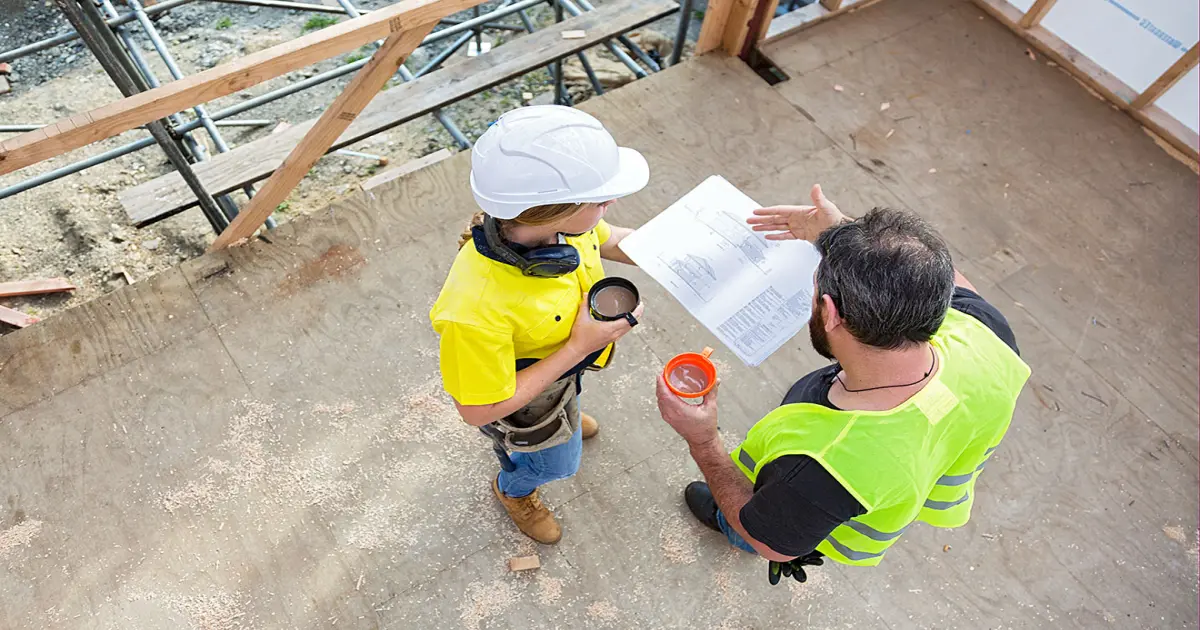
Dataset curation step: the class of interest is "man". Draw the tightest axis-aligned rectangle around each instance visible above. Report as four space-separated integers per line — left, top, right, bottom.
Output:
655 184 1029 583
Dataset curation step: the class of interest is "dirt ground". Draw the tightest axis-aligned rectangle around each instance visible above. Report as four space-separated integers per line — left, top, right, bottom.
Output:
0 0 683 327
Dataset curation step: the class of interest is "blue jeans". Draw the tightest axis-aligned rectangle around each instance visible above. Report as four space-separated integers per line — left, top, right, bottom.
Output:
717 509 758 554
497 416 583 498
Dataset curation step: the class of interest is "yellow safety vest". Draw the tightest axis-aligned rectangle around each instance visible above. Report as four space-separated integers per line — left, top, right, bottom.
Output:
731 309 1031 566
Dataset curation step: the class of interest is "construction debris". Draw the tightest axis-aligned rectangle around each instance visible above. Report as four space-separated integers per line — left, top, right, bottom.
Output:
0 278 76 298
879 102 891 111
360 149 453 192
563 56 636 90
833 84 844 92
508 555 541 572
0 305 39 328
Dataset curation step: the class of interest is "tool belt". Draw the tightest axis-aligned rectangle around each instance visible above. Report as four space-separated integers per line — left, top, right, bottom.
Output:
482 375 579 453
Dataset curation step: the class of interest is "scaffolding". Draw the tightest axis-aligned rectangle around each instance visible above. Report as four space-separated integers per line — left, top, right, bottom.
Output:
0 0 680 234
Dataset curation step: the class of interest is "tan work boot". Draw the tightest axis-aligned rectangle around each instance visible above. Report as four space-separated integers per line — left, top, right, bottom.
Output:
492 476 562 544
581 412 600 440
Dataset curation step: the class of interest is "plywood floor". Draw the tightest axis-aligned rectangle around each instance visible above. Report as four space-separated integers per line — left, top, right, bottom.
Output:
1 0 1196 626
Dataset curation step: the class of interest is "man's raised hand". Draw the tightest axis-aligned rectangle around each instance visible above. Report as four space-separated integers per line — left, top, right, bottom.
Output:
747 184 849 243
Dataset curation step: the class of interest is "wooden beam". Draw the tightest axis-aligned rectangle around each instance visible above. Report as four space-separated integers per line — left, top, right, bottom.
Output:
696 0 736 54
0 278 76 298
1131 44 1198 110
741 0 780 58
697 0 777 57
209 24 434 250
1018 0 1055 28
0 0 484 177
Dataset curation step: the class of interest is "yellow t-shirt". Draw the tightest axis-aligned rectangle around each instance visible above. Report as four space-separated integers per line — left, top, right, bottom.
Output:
430 220 612 405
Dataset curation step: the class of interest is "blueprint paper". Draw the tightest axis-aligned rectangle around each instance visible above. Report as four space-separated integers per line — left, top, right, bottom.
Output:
620 176 822 366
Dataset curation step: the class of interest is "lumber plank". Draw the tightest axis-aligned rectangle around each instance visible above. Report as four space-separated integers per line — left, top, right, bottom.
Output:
0 305 39 328
1131 44 1198 110
972 0 1197 161
1017 0 1054 28
210 26 434 250
120 0 677 226
0 0 486 177
360 148 452 191
0 278 76 298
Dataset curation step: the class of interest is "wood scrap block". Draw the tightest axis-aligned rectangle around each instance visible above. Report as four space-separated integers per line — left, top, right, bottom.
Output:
0 77 9 96
0 277 76 298
561 30 587 39
0 62 12 75
0 305 39 328
508 555 540 572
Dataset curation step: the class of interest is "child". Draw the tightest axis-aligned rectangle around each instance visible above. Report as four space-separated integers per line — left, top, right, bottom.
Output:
430 106 647 543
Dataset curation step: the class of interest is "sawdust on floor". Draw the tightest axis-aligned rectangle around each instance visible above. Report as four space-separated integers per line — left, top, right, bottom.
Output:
659 513 698 565
459 579 518 629
0 519 43 557
585 599 620 621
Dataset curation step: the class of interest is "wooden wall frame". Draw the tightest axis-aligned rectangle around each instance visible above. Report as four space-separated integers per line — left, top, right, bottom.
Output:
973 0 1198 161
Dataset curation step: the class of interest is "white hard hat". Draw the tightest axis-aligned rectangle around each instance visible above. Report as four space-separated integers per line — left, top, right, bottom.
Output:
470 105 650 220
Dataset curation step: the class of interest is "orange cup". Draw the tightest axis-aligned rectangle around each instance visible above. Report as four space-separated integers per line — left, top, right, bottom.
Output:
663 347 717 399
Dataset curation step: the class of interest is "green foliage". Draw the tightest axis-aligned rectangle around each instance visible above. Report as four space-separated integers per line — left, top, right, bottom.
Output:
276 201 291 212
215 16 233 29
303 15 340 31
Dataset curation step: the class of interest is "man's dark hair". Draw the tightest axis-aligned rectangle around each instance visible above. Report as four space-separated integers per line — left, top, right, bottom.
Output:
814 208 955 349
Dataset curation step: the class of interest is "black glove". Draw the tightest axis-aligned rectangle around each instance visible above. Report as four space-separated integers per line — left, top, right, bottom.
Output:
767 553 824 586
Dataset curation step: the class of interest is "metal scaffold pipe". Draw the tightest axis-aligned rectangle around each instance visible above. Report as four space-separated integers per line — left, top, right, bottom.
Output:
0 0 197 63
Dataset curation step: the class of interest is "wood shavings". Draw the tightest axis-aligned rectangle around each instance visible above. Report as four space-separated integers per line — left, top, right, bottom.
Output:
879 102 890 111
586 600 620 621
0 519 43 557
1025 48 1037 61
928 168 938 174
885 129 895 139
460 580 517 628
659 514 698 565
536 575 563 605
1163 525 1187 543
833 84 844 92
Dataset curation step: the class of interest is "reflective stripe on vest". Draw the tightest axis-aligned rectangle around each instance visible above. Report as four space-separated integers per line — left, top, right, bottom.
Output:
936 447 995 486
732 309 1031 567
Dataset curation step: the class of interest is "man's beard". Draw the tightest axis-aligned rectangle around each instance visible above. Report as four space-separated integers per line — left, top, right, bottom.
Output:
809 302 835 360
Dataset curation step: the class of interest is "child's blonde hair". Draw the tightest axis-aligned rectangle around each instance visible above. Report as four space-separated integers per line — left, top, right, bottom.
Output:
457 203 585 249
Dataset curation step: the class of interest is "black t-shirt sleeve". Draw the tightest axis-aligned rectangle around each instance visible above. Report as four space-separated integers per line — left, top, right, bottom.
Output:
739 455 867 557
951 286 1019 355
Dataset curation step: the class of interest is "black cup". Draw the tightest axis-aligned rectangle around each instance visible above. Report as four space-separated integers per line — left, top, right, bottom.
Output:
588 277 640 327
